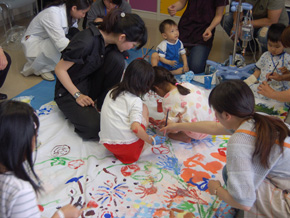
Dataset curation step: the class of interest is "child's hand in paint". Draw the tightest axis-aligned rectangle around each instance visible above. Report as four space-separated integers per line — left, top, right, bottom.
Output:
152 135 166 145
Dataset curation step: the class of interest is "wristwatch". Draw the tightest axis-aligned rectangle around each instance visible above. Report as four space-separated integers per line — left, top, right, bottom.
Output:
73 91 82 99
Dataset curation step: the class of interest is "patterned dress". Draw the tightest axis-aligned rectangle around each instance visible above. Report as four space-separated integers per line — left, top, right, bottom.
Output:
162 82 216 139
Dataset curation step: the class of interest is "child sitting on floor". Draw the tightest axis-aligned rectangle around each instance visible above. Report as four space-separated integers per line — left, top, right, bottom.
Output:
244 23 290 100
151 66 216 143
99 59 166 164
0 100 81 217
151 19 189 75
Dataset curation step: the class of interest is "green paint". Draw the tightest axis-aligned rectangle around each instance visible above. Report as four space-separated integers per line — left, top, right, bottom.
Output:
178 201 196 212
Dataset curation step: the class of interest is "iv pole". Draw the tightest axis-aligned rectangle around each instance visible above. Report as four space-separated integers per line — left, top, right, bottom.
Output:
232 0 243 65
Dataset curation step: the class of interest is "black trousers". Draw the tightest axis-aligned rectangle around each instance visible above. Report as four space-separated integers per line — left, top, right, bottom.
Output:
0 52 11 89
55 49 125 140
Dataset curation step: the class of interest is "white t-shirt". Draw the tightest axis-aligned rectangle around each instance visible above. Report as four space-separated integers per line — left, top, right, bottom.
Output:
0 172 40 218
99 91 143 145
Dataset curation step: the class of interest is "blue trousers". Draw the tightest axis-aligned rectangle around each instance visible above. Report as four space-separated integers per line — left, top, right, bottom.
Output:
188 45 211 74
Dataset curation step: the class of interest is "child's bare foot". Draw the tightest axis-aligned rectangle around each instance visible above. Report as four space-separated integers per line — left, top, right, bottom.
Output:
168 132 191 143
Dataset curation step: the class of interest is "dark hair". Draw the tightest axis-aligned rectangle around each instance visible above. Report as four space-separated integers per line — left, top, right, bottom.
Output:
111 0 122 6
151 66 190 96
159 19 177 34
209 80 290 168
46 0 92 27
110 59 154 100
281 25 290 48
0 101 41 192
99 9 147 49
267 23 286 43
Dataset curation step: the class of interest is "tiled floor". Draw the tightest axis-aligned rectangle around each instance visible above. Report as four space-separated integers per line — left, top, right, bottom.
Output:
0 12 257 99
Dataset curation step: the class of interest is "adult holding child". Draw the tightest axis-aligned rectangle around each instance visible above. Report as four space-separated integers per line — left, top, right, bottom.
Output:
54 9 147 140
168 0 228 74
161 80 290 217
21 0 92 81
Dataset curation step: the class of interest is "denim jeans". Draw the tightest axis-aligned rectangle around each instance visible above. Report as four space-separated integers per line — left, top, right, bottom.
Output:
188 45 211 74
221 12 268 52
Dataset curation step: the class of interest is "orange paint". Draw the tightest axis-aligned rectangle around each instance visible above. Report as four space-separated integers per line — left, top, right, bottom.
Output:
183 154 223 174
181 168 210 184
211 152 226 163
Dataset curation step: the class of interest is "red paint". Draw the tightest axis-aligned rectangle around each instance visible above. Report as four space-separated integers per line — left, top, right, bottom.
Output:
132 127 138 134
87 201 98 208
38 205 44 212
152 144 170 154
121 164 140 176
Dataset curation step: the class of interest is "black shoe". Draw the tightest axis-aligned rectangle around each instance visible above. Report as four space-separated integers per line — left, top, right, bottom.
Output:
0 93 7 100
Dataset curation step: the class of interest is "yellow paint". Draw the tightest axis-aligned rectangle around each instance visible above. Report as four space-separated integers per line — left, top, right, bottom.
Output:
160 0 187 16
133 204 140 209
177 212 188 217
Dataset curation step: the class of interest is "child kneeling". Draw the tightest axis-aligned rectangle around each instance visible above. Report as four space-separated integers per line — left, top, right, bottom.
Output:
99 59 166 164
151 66 216 143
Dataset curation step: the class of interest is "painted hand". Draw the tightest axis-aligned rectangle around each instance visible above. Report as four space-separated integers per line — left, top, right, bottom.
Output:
153 135 166 145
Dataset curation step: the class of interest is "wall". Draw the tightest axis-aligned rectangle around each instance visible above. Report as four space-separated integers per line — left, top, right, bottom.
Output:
129 0 157 13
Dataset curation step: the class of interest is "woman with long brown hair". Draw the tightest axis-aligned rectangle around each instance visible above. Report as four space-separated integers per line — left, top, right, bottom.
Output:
161 80 290 217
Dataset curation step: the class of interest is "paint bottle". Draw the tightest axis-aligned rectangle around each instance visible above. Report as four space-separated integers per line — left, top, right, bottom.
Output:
157 98 163 113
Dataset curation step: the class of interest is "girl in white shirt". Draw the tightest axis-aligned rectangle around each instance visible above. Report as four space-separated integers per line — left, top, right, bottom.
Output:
21 0 92 81
99 59 166 164
0 100 81 218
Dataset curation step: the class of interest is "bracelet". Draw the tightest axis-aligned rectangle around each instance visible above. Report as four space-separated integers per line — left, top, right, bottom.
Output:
150 136 156 145
57 209 65 218
214 186 222 195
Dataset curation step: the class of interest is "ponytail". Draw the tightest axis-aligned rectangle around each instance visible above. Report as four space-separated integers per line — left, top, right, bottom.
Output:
252 113 289 168
152 66 190 95
209 80 290 169
176 83 190 95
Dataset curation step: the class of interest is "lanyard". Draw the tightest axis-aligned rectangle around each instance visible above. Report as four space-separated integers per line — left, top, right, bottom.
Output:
271 52 285 70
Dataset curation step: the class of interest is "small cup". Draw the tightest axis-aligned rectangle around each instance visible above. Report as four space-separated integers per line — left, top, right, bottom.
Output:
157 99 163 112
204 76 212 89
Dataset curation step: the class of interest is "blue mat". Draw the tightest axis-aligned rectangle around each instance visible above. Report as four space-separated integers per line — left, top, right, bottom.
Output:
14 80 56 110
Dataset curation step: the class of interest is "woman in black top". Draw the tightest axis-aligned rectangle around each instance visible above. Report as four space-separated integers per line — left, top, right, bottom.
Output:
54 9 147 139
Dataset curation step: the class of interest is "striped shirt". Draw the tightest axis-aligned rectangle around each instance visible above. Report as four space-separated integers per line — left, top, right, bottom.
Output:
0 172 40 218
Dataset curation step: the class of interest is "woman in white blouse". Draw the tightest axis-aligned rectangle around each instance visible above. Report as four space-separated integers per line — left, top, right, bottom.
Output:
21 0 92 81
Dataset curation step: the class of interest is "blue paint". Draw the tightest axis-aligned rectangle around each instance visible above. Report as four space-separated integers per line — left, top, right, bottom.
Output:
157 155 181 175
104 213 112 218
187 177 209 191
65 176 83 184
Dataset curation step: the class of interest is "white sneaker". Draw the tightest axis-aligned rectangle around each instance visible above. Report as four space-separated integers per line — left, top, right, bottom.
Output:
41 72 55 81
